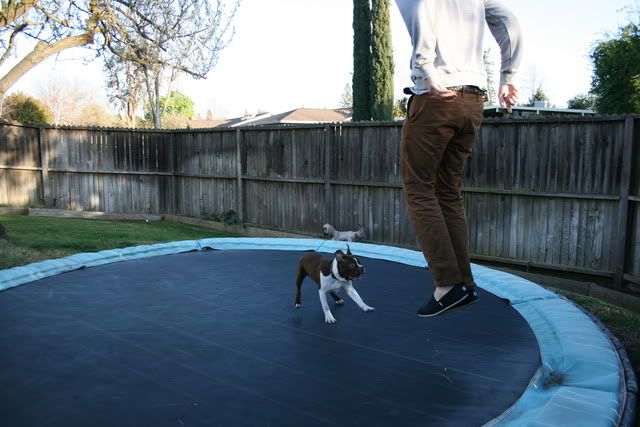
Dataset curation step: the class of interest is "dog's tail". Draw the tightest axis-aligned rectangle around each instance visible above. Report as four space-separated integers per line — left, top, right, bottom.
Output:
295 261 306 308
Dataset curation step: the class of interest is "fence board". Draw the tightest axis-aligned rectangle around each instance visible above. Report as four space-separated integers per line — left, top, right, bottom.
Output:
630 202 640 278
0 169 42 206
243 181 324 233
468 120 625 196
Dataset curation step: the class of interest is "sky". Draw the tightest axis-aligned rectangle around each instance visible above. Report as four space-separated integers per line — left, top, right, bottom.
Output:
1 0 637 118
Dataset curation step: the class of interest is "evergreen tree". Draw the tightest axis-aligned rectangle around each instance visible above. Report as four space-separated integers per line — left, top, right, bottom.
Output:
143 90 196 127
567 94 597 110
526 86 550 107
371 0 394 120
591 23 640 113
352 0 372 121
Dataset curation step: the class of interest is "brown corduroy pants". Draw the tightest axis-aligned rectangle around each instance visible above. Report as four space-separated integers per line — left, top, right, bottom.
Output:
401 91 484 288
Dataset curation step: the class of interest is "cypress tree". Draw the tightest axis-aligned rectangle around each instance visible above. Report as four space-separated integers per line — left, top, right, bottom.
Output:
352 0 372 121
371 0 394 120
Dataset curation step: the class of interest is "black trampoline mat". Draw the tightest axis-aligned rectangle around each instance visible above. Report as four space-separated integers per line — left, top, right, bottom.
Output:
0 250 540 427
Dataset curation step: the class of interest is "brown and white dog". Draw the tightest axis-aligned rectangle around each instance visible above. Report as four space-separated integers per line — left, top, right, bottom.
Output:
295 246 374 324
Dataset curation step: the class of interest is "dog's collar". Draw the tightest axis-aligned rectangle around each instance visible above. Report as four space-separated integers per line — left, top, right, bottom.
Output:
331 272 349 281
331 260 348 282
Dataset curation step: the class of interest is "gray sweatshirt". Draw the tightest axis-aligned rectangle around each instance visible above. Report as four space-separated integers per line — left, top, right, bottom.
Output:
395 0 523 94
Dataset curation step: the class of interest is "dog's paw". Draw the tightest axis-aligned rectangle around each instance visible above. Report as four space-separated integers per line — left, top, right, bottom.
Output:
324 314 337 324
335 299 344 305
363 306 375 312
295 303 301 309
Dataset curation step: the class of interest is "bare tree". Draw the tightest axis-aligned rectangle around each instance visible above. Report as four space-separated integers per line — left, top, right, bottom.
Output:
100 0 239 128
522 65 543 104
104 52 144 127
38 77 86 125
0 0 240 123
38 76 111 125
483 49 496 105
339 81 353 109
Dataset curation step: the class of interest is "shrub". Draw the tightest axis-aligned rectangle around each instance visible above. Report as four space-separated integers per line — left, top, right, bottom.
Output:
1 92 52 125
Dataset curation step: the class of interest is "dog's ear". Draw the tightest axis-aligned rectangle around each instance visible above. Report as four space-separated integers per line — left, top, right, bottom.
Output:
346 244 352 255
335 250 344 260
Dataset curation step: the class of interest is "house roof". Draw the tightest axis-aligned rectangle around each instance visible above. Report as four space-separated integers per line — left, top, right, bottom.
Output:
186 119 230 129
483 105 596 116
245 108 351 126
187 108 352 129
216 112 275 128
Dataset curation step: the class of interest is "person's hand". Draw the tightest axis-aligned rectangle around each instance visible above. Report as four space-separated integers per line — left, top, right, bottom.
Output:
426 77 457 100
499 84 519 113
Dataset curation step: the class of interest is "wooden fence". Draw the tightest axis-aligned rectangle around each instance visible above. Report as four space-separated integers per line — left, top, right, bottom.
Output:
0 116 638 290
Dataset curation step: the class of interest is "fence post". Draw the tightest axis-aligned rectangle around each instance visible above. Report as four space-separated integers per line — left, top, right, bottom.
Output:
169 132 177 215
614 116 634 290
236 128 244 223
38 126 52 207
324 125 333 222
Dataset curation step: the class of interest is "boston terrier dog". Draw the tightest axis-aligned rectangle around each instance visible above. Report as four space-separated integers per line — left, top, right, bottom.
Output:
295 245 374 324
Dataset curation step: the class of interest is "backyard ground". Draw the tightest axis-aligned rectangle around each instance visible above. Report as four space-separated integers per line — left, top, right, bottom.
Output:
0 215 638 425
0 215 232 269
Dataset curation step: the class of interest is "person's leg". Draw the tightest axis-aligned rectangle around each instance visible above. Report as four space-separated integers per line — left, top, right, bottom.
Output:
401 95 463 289
435 93 484 289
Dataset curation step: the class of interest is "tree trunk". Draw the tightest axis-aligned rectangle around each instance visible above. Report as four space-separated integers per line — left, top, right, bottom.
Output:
143 67 157 128
154 72 161 129
125 97 138 128
0 33 95 98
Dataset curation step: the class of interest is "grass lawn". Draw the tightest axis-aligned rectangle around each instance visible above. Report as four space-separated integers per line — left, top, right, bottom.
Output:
0 215 638 424
0 215 235 269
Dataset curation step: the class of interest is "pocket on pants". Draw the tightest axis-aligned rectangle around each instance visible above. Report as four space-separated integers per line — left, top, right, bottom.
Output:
406 95 415 121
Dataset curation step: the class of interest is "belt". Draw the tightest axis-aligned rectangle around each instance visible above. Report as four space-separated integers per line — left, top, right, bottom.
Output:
403 86 486 95
447 85 486 95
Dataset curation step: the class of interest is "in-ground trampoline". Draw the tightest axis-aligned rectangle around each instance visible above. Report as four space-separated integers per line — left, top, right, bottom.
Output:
0 238 636 426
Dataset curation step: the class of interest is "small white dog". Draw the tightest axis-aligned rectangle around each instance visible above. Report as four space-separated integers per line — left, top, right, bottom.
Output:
322 224 365 242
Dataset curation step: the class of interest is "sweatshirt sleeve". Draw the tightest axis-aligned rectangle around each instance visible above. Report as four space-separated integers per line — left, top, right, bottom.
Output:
484 0 523 86
395 0 440 86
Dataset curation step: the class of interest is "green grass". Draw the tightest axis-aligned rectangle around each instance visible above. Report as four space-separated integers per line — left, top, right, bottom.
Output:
0 215 235 269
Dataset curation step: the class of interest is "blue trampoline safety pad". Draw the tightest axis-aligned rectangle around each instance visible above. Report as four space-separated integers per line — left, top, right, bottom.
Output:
0 238 628 426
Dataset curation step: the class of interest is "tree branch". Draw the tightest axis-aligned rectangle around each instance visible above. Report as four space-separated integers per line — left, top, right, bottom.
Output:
0 23 27 67
0 31 95 97
0 0 38 28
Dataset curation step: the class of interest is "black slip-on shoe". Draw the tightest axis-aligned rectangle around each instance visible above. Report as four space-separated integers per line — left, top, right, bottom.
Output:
417 283 469 317
457 286 479 308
